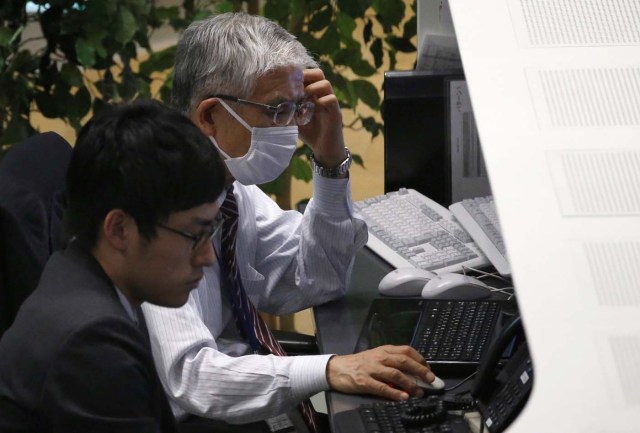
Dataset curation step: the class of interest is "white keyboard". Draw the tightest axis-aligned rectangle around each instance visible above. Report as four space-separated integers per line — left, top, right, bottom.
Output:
354 188 488 274
449 196 511 277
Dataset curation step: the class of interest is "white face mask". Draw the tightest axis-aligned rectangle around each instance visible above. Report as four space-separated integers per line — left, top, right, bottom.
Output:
210 99 298 186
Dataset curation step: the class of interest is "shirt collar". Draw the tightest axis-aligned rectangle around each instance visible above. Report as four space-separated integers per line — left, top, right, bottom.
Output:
114 286 139 325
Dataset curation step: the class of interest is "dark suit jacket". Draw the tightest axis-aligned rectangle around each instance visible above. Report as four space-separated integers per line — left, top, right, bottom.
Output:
0 244 177 433
0 132 72 336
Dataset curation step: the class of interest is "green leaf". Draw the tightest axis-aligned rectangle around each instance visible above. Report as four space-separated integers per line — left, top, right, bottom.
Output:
53 81 74 112
350 59 376 77
92 97 109 116
403 15 417 39
332 48 357 66
388 36 416 53
136 77 151 98
343 80 358 108
319 25 340 53
69 86 92 118
159 85 172 104
60 63 84 87
308 7 332 32
126 0 148 15
372 0 406 30
115 7 137 44
363 19 372 44
352 79 380 109
321 64 348 93
35 92 61 119
336 12 356 40
139 46 176 76
75 38 95 67
119 68 138 100
264 0 291 22
1 114 34 145
0 27 14 48
291 154 312 182
337 0 367 18
6 50 36 74
352 152 364 167
370 38 383 68
85 28 108 58
85 1 111 27
215 1 234 13
290 0 307 22
361 116 382 139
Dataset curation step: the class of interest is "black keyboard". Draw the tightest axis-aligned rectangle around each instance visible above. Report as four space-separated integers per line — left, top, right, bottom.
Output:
411 300 502 375
357 398 472 433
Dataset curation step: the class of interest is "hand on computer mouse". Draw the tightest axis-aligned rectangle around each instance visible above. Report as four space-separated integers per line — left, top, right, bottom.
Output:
326 345 436 400
407 374 445 395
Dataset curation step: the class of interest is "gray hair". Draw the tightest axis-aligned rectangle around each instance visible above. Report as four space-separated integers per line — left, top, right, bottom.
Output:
172 12 319 114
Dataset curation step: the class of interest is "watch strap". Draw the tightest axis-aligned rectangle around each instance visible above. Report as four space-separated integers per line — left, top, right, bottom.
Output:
310 147 352 178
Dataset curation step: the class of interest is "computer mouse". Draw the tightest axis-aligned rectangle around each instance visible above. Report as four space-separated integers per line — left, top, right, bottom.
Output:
378 268 437 297
420 273 491 300
406 374 446 395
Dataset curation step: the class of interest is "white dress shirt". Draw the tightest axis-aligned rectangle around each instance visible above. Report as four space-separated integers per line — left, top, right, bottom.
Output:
142 175 368 423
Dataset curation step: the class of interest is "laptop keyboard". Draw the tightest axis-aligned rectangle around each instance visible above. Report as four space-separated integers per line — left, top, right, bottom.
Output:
411 300 502 374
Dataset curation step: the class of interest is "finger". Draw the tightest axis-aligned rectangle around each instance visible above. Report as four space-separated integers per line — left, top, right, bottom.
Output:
305 79 333 98
303 68 326 85
375 348 435 383
366 375 412 401
380 345 427 363
376 366 424 398
312 93 340 111
375 346 425 367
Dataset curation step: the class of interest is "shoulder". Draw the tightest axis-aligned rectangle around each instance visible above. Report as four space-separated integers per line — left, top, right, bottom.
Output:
43 315 151 392
13 250 135 354
57 315 147 360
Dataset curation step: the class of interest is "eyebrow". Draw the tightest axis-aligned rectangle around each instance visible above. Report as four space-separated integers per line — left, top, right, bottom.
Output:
267 94 307 106
190 217 218 228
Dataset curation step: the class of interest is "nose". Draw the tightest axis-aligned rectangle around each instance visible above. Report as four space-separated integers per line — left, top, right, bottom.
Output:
193 238 216 267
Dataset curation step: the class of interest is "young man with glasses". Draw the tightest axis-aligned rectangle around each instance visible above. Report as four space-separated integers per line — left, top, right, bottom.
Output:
142 12 437 433
0 100 226 432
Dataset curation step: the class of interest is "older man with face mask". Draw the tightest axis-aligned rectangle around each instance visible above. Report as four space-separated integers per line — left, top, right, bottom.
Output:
142 12 437 433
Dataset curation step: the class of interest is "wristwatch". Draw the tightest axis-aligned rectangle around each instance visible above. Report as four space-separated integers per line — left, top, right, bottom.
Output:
310 147 352 178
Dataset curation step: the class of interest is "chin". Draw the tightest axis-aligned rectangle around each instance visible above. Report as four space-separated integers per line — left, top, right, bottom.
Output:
152 291 192 309
162 296 190 309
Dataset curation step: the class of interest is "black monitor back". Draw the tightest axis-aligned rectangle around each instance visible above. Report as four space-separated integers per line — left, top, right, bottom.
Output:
384 70 468 207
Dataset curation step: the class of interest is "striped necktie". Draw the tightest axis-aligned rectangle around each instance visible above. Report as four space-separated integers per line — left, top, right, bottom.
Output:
219 186 319 433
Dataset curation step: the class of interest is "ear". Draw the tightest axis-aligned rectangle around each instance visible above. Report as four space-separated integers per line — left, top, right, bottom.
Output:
191 97 219 137
101 209 134 251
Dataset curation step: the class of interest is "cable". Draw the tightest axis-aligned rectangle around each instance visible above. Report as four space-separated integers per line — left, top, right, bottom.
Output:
461 265 511 283
444 370 478 392
461 265 516 300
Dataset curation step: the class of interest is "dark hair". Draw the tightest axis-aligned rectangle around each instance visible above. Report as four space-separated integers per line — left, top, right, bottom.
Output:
65 99 225 247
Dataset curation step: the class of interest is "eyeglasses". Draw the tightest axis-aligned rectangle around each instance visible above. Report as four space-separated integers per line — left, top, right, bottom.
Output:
157 215 225 251
212 94 315 126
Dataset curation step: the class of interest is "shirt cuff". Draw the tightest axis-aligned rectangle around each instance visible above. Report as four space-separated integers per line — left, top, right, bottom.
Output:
311 174 354 217
289 354 333 401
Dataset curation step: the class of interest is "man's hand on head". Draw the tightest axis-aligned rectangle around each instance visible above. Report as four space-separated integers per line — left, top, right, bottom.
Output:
325 345 436 400
299 68 347 169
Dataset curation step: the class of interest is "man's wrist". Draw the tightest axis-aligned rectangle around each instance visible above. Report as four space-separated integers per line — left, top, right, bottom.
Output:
310 148 352 178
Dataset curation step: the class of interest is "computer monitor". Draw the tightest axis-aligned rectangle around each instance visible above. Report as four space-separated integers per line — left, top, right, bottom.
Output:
383 70 492 206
